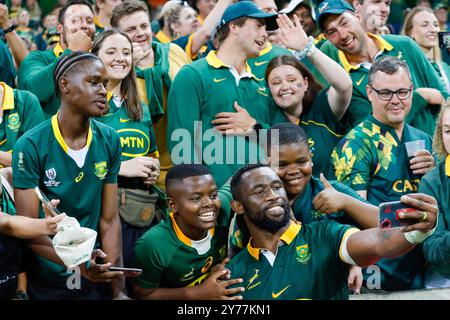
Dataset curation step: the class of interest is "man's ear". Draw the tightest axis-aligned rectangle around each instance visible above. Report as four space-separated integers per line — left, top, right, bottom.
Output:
168 197 177 213
231 200 245 215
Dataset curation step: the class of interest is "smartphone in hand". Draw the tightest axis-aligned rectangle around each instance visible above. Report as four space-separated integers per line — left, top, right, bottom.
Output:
379 201 417 229
109 267 143 278
35 187 62 217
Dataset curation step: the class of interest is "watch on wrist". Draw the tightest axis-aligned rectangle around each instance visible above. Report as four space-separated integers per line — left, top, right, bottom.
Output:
15 290 29 300
3 24 16 35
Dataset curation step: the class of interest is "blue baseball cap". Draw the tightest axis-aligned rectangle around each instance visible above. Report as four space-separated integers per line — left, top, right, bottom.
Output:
316 0 355 30
219 1 279 31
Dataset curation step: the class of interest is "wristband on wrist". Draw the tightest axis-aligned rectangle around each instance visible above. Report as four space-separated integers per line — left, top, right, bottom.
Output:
403 214 438 245
3 24 16 35
293 36 316 61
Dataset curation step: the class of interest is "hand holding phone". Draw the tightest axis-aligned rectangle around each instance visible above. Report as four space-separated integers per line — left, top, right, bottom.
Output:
378 201 417 229
109 266 143 278
35 187 62 217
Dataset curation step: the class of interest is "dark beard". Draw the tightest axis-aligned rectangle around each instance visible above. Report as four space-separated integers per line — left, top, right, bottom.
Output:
245 200 291 234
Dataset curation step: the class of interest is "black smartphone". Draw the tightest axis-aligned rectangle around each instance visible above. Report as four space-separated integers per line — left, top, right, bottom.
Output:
438 31 450 48
379 201 417 229
35 187 62 217
109 266 143 277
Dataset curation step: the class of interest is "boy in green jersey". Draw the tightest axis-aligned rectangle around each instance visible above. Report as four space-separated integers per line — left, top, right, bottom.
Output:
133 164 245 300
226 163 439 300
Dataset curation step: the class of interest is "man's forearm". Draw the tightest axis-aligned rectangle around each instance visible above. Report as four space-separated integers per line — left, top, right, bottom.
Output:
343 195 378 229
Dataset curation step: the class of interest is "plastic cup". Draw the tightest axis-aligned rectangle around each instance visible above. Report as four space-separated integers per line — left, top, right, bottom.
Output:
405 140 425 158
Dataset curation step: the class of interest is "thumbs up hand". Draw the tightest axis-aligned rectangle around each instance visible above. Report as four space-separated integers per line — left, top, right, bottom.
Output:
312 173 347 214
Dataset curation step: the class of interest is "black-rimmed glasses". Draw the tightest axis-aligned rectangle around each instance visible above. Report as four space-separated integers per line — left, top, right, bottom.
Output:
369 85 412 101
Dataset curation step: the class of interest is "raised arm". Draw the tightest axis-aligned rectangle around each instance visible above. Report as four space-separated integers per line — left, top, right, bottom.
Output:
276 14 352 120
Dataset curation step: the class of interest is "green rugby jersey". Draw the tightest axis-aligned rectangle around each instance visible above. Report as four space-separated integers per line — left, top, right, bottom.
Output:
227 221 358 300
12 115 121 281
331 115 431 290
18 43 71 118
94 16 105 35
247 43 293 81
96 97 158 161
319 34 448 135
299 89 349 179
172 34 215 61
0 82 45 154
167 51 287 187
421 155 450 279
0 40 16 88
132 185 233 289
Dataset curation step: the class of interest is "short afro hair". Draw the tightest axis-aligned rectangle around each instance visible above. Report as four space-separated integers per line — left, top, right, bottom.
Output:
267 123 309 155
230 163 270 201
165 164 212 194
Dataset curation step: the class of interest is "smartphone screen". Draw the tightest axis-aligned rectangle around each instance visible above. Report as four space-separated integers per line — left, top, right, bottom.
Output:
34 187 62 216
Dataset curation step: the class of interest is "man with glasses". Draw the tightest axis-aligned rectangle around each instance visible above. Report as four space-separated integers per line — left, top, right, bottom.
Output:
331 56 435 292
317 0 447 136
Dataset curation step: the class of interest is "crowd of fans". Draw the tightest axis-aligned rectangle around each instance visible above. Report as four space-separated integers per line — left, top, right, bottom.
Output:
0 0 450 300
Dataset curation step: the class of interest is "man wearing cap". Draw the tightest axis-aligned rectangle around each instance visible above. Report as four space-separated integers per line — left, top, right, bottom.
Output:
316 0 447 136
247 0 293 79
167 1 287 187
280 0 322 41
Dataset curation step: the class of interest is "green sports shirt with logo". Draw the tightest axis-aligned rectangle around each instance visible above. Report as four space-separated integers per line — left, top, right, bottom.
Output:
319 34 447 136
12 115 121 282
0 82 45 154
18 43 71 118
227 220 358 300
247 43 293 81
420 155 450 279
331 115 432 290
167 51 287 186
95 97 158 161
132 185 233 289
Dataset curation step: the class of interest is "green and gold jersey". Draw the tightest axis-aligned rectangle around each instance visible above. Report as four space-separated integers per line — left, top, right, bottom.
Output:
94 16 105 35
227 221 357 300
0 82 45 154
331 115 432 205
421 156 450 279
247 43 293 81
132 185 233 289
12 115 121 281
17 43 72 118
299 89 349 179
96 97 158 161
319 34 448 135
135 41 191 189
167 51 287 186
331 115 430 290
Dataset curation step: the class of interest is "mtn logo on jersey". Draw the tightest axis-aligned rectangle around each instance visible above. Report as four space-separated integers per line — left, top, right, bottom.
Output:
117 128 150 157
44 167 61 187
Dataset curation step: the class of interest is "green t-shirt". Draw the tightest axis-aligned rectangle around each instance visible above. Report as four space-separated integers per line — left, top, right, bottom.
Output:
0 40 16 88
0 83 45 153
300 89 349 179
247 43 293 81
319 34 448 135
420 156 450 279
227 220 357 300
132 184 233 289
12 115 121 282
331 115 431 290
17 43 71 118
167 51 287 186
95 98 158 161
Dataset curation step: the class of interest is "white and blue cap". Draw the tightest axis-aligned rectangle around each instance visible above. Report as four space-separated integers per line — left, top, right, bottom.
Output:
317 0 355 30
218 1 279 31
280 0 317 22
